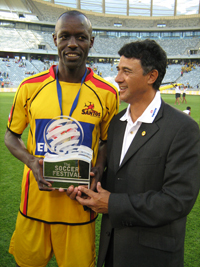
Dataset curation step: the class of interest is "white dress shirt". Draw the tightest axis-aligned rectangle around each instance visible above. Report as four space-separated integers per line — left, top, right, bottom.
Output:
119 91 161 165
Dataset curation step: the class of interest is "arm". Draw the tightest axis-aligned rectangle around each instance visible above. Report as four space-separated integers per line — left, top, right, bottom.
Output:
4 129 53 190
90 141 107 191
67 86 118 199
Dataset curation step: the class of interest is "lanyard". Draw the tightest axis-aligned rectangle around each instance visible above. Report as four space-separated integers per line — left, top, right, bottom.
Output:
56 66 87 116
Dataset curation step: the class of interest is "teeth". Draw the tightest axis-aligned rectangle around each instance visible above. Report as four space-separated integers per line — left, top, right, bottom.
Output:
67 54 78 57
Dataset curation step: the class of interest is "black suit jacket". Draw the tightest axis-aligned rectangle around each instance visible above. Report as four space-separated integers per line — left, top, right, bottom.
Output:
97 100 200 267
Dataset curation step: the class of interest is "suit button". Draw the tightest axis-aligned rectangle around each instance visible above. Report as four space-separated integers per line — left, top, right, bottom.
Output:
106 231 111 236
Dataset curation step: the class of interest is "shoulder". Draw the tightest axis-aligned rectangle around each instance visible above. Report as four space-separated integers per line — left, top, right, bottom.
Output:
86 68 118 98
109 109 126 127
19 66 55 88
159 100 198 129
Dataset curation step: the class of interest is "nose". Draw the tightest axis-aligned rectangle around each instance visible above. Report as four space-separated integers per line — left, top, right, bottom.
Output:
115 71 123 84
68 36 78 48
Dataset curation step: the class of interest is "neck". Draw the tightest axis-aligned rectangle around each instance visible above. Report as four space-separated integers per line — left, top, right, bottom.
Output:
129 90 157 123
56 65 88 83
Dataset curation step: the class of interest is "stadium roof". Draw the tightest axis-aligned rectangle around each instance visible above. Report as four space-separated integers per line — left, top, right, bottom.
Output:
43 0 200 17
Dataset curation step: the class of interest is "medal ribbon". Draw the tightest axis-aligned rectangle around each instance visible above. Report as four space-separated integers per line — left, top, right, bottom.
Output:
56 66 87 116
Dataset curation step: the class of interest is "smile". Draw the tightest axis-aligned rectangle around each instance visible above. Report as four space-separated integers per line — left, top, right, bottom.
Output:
119 86 127 91
65 52 80 59
67 54 79 57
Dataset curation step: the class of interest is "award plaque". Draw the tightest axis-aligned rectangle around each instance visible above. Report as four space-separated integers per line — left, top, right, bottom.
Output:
43 116 93 189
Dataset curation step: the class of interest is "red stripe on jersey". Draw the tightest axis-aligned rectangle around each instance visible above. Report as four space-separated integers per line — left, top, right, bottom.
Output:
90 210 95 221
23 169 31 215
20 65 56 87
8 66 56 127
86 70 117 99
8 105 14 122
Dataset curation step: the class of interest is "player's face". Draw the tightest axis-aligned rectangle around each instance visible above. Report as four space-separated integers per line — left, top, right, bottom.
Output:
115 56 153 105
53 14 94 71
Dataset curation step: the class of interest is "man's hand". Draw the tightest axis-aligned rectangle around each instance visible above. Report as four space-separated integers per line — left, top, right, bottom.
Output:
58 167 101 200
58 141 107 199
76 182 110 214
58 185 82 199
4 129 54 191
90 141 107 191
90 167 101 191
58 168 102 200
30 158 55 191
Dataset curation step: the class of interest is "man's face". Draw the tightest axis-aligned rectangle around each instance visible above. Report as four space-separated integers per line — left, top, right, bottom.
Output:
53 14 94 71
115 56 152 105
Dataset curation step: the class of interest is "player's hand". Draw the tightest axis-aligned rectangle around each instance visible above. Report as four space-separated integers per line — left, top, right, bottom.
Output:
76 182 110 214
90 166 102 192
59 185 82 200
59 166 103 200
30 158 55 191
89 141 107 191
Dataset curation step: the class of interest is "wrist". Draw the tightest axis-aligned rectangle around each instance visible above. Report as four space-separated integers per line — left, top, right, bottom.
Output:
26 154 37 169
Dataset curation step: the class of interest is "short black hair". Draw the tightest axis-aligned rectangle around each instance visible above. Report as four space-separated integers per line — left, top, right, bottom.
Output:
58 10 88 20
118 39 167 90
56 10 92 35
186 106 191 110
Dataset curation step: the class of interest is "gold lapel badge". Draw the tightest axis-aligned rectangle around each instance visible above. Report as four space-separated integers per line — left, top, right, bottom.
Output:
141 131 146 136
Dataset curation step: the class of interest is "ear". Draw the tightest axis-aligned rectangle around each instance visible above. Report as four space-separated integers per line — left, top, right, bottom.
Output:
52 33 57 47
148 69 158 85
90 36 95 48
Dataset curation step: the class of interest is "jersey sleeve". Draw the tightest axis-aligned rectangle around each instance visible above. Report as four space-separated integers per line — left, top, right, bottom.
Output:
100 86 119 141
7 83 29 135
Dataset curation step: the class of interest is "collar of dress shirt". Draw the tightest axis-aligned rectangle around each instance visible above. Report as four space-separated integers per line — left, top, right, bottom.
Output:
120 90 161 124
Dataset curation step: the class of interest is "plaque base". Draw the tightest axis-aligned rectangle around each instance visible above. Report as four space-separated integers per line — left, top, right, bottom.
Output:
44 180 84 189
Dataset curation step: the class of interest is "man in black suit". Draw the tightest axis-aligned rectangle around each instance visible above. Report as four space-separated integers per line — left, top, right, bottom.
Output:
76 39 200 267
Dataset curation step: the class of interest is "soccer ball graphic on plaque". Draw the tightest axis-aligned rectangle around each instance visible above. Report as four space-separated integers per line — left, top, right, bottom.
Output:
43 116 93 189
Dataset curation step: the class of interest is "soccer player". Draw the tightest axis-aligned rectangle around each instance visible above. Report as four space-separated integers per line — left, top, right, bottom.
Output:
4 10 119 267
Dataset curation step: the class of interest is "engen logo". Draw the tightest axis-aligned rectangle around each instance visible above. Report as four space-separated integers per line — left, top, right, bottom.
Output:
35 119 51 156
35 119 94 156
81 102 100 117
37 142 48 153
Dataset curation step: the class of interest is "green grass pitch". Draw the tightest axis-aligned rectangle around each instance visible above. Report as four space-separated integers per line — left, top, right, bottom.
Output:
0 93 199 266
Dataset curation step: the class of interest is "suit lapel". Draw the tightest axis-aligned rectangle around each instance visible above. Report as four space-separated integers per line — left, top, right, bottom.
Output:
112 119 127 173
118 101 164 171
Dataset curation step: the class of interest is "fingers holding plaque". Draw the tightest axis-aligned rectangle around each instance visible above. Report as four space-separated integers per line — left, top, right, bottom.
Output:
43 116 93 189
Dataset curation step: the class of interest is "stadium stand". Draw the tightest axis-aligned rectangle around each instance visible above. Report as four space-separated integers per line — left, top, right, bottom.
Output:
0 27 199 58
178 66 200 88
0 0 200 88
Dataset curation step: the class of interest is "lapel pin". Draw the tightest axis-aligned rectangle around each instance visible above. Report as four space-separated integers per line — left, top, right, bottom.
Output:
141 131 146 136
